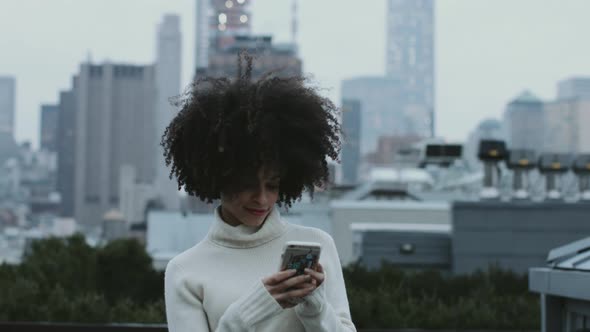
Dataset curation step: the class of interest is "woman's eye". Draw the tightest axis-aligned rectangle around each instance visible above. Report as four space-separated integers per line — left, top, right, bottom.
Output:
267 183 279 190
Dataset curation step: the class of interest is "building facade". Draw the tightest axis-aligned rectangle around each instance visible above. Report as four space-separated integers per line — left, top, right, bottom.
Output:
68 63 157 229
205 35 301 79
155 14 182 211
503 91 544 152
386 0 435 138
341 99 361 185
40 105 59 152
195 0 253 72
341 77 407 155
0 76 16 138
57 87 77 217
558 77 590 100
543 99 590 154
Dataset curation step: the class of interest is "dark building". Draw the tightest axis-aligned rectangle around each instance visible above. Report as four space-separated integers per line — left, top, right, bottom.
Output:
452 201 590 275
57 89 77 217
204 35 302 79
40 104 59 152
57 63 157 228
341 99 361 185
353 224 451 272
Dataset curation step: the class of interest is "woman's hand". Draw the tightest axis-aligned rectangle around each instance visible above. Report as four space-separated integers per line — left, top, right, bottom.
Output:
304 262 325 288
263 269 317 308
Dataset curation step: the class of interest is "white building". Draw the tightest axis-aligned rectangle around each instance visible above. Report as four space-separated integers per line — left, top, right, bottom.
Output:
386 0 435 138
155 14 182 211
543 99 590 154
558 77 590 100
119 164 157 224
503 90 544 152
331 197 450 267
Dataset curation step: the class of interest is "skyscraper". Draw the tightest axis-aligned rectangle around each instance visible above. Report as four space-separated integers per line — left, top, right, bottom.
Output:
195 0 252 72
386 0 435 138
195 0 210 70
0 76 17 165
155 14 182 210
503 91 544 152
341 99 361 185
70 63 157 228
543 99 590 154
206 35 302 79
341 77 404 155
57 87 76 217
40 104 59 152
0 76 16 138
196 0 301 79
558 77 590 100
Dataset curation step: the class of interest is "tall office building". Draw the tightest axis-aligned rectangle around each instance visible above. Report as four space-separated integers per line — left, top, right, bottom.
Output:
341 77 404 155
206 35 301 79
155 14 182 210
195 0 210 70
57 86 77 217
0 76 16 138
68 63 157 228
558 77 590 100
503 91 544 152
195 0 253 72
0 76 17 165
40 104 59 152
543 99 590 154
386 0 435 138
341 99 361 185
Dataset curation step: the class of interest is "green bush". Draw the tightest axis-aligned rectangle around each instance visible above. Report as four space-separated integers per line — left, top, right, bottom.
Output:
342 261 540 329
0 235 540 329
0 234 165 323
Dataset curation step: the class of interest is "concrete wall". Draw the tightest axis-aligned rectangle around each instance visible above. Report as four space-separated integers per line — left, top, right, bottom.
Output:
452 201 590 275
331 201 450 267
357 230 451 271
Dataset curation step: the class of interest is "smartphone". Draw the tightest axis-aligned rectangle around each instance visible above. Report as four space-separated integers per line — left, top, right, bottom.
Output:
279 241 322 276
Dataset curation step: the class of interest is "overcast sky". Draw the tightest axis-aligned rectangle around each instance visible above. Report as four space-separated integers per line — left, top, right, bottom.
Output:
2 0 590 148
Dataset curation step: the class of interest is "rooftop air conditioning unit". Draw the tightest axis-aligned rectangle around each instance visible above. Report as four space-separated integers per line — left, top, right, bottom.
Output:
478 140 507 200
538 153 572 201
506 149 536 200
573 154 590 201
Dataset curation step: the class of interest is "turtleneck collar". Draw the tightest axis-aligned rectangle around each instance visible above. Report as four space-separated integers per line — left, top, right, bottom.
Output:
207 206 288 249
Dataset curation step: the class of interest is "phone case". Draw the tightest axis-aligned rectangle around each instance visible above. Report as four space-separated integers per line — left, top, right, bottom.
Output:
279 241 322 276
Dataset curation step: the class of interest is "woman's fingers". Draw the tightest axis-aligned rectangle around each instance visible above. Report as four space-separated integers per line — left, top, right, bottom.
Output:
263 268 321 308
271 274 311 293
304 262 325 287
274 284 316 302
263 269 297 287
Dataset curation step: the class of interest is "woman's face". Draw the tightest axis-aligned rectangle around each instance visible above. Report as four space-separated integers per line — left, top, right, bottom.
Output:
220 168 280 227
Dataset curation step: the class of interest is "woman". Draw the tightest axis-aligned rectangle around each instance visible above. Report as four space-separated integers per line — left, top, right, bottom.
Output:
162 56 356 332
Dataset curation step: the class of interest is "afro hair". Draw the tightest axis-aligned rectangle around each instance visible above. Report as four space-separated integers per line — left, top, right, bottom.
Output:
161 53 341 207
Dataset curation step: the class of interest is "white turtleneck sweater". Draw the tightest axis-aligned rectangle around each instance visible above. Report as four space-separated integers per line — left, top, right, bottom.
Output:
164 207 357 332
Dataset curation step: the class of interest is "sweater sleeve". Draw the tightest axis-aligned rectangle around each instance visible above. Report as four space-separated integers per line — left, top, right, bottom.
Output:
294 235 357 332
165 260 284 332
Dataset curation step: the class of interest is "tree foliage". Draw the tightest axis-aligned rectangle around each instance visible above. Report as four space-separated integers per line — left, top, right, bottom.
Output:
0 235 540 329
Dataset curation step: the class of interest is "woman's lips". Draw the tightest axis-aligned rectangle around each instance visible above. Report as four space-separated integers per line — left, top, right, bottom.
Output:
244 207 268 216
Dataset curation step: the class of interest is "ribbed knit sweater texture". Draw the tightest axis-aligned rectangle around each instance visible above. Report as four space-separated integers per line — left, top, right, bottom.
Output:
164 207 357 331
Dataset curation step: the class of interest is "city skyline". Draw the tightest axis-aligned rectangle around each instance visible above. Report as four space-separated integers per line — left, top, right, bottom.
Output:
2 0 590 148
